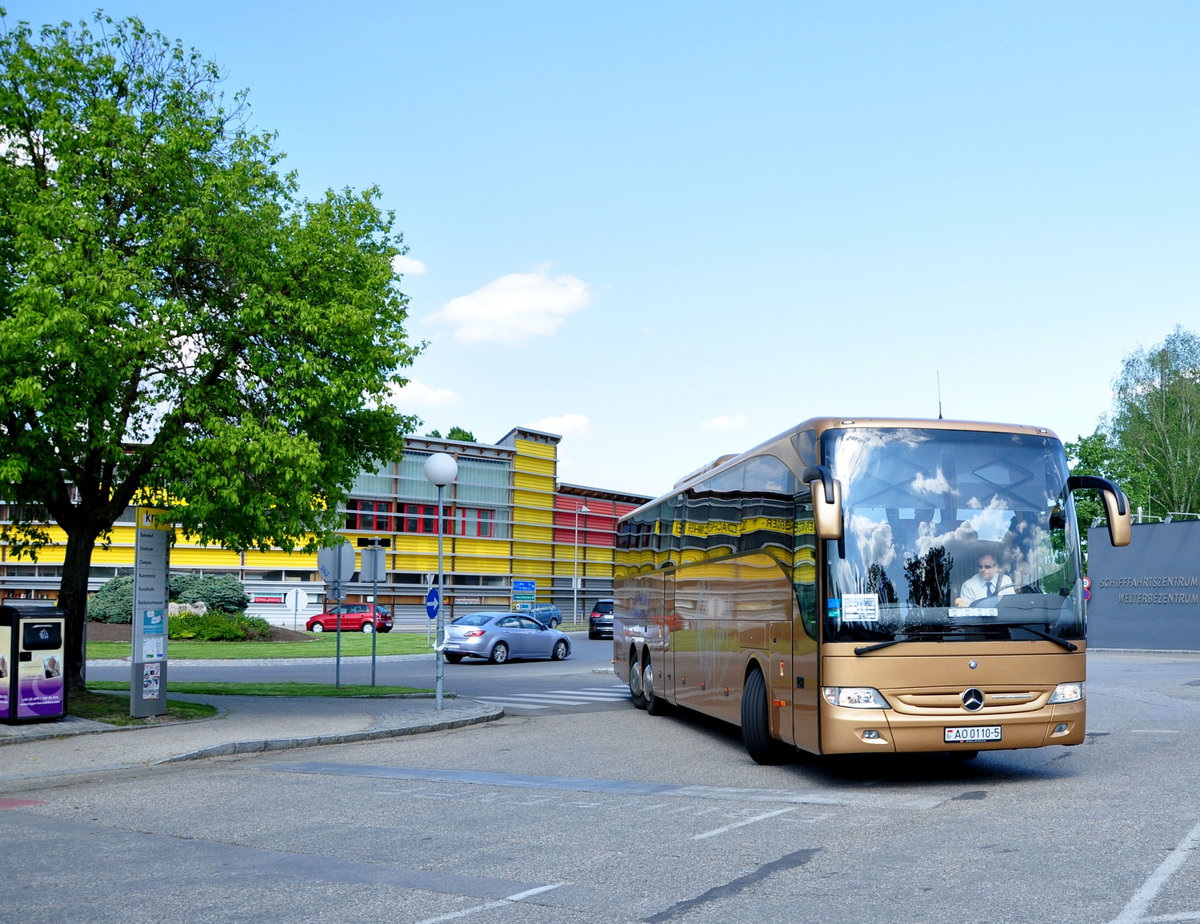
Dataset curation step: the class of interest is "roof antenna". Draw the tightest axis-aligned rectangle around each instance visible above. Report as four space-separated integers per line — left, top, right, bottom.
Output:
937 372 943 420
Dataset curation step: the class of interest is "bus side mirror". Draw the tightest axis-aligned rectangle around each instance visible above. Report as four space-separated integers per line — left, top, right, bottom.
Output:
1067 474 1131 548
803 465 843 541
1100 488 1131 547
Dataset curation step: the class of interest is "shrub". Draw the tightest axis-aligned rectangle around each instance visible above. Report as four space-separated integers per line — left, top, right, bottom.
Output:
88 576 134 623
171 574 250 614
168 611 273 641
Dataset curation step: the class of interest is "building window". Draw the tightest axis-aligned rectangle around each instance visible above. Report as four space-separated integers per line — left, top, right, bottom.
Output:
401 503 437 534
456 508 496 537
346 499 392 531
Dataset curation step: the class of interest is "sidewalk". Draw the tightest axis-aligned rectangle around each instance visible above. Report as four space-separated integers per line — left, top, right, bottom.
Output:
0 691 503 790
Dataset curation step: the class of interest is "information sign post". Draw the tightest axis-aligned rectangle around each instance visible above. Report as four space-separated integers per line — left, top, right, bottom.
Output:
317 540 357 688
130 508 171 718
425 587 439 648
360 544 386 686
512 579 536 612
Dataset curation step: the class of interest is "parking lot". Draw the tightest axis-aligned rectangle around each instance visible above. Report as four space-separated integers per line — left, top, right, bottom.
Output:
3 649 1199 922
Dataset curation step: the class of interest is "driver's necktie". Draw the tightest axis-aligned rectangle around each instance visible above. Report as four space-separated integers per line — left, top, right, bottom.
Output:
986 581 993 595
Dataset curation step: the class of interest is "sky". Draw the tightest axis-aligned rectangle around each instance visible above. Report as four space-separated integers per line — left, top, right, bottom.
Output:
6 2 1199 498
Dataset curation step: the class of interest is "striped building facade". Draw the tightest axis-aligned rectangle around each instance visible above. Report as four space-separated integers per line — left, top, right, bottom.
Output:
0 427 650 629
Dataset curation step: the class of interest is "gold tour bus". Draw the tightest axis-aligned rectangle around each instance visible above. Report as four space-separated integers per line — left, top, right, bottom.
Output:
613 417 1130 762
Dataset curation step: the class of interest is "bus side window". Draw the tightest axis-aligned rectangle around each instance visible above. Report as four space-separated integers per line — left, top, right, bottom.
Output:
794 494 818 639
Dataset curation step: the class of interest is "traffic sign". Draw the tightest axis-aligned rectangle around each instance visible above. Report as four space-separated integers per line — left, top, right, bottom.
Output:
283 590 310 611
317 541 356 585
425 587 441 620
359 546 386 584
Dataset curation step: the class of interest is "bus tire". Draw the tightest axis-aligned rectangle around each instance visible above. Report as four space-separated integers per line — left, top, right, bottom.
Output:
644 657 667 715
742 668 779 765
629 650 646 709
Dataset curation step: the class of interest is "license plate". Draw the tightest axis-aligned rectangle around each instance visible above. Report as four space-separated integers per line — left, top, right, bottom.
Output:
944 725 1002 743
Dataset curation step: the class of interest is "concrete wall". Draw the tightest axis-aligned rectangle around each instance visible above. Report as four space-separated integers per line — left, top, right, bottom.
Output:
1087 521 1200 650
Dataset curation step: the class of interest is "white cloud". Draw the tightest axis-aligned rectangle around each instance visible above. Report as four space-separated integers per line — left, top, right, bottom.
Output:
392 254 427 275
701 414 748 431
530 413 590 437
387 378 460 408
427 266 590 343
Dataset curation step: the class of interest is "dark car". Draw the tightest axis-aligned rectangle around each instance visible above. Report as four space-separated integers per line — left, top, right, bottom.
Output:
528 603 562 628
588 598 614 639
442 611 570 664
306 603 393 634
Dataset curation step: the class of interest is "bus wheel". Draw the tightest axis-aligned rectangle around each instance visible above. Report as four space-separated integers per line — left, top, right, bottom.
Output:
742 668 779 765
628 651 647 709
644 658 666 715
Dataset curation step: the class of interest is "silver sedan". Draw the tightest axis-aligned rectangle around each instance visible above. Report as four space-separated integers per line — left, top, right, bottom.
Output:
442 612 571 664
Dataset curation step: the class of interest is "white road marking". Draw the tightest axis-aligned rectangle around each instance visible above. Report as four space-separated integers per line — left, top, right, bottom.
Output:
411 882 567 924
693 807 799 840
1111 818 1200 923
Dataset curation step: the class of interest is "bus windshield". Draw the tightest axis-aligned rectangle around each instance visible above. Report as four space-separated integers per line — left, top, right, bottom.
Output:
822 427 1084 646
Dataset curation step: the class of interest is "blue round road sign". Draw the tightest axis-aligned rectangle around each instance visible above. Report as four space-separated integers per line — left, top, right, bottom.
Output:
425 587 440 620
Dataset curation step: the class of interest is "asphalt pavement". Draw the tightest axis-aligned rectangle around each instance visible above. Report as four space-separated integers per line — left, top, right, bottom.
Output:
0 656 503 790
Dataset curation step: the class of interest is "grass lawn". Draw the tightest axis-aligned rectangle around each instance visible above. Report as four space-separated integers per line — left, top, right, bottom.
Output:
88 681 427 697
70 689 219 725
72 681 429 725
87 631 436 661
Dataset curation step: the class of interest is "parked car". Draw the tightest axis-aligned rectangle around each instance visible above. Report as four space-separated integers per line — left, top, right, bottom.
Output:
442 611 570 664
588 598 614 640
306 603 393 634
528 603 562 628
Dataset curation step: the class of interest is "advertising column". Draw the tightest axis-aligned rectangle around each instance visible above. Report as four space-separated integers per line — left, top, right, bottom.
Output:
131 507 171 718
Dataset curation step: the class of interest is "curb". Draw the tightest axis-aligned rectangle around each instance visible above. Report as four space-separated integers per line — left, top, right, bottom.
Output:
157 704 504 763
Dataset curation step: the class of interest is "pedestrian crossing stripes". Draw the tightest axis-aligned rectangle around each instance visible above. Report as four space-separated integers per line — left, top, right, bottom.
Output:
476 685 631 713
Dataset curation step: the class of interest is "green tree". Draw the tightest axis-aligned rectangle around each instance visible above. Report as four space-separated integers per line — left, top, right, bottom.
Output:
0 13 420 690
1109 326 1200 520
1065 428 1139 548
425 427 476 442
170 574 250 614
86 576 135 624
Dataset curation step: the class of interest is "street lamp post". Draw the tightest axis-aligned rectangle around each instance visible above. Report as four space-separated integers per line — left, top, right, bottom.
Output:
573 503 590 626
424 452 458 711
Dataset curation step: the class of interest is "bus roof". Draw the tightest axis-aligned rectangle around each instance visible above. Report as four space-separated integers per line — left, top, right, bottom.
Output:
636 416 1062 514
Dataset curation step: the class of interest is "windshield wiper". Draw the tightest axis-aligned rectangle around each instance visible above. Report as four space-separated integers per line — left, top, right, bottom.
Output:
854 622 1078 656
1008 622 1078 652
949 620 1078 652
854 632 940 656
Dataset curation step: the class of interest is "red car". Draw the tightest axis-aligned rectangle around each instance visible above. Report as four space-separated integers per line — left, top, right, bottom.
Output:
306 603 393 634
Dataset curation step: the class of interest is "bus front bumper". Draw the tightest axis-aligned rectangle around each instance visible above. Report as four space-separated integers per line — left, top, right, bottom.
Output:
820 699 1086 754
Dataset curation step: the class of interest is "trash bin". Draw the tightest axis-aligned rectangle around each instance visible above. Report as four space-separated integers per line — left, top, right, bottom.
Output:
0 604 66 724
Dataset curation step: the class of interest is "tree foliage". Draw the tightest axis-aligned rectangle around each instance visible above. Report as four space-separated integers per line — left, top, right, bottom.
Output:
169 573 250 614
1110 326 1200 518
1068 326 1200 528
426 427 477 442
0 12 421 688
86 575 134 623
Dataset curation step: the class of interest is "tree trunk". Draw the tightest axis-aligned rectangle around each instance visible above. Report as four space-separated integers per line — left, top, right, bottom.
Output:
58 525 101 693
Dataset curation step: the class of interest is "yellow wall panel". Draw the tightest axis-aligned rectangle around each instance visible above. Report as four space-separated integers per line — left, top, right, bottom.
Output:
243 550 319 569
452 555 511 575
170 547 242 568
513 472 555 494
515 455 556 477
513 525 553 544
515 438 557 461
89 546 133 565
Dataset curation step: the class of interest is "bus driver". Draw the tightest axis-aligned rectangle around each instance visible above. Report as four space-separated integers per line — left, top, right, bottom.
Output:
956 554 1016 606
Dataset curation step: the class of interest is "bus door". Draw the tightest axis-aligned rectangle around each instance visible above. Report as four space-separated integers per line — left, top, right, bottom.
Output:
660 568 676 704
791 491 820 753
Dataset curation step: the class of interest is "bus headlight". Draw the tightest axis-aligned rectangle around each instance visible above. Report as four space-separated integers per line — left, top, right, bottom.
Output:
1048 682 1084 704
822 687 890 708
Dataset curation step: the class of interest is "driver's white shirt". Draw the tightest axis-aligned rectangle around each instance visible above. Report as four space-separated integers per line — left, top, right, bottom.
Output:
959 572 1016 604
